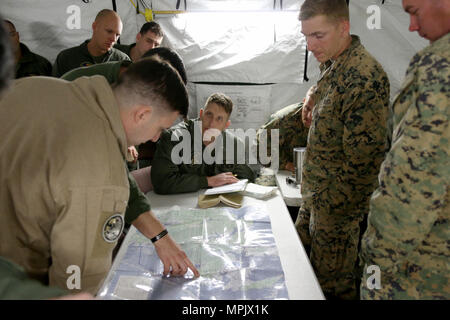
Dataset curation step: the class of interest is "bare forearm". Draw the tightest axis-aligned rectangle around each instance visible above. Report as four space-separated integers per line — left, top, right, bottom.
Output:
131 210 200 277
131 210 165 239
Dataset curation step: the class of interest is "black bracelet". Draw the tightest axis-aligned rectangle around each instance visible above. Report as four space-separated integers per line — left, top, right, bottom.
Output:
151 229 168 243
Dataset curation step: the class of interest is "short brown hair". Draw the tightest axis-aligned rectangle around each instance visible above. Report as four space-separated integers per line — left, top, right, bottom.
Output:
205 93 233 115
299 0 349 23
140 21 164 38
114 57 189 117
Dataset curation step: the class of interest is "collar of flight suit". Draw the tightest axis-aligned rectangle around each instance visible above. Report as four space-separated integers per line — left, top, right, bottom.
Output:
17 43 35 63
80 39 113 60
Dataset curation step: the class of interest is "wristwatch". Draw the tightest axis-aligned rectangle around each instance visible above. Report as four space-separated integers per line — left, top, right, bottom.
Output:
151 229 168 243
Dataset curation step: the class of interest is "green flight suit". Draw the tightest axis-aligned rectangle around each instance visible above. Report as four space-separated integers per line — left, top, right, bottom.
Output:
294 35 390 299
0 256 66 299
114 43 136 60
125 169 151 225
61 60 131 84
151 119 256 194
15 43 52 79
360 33 450 300
52 40 130 77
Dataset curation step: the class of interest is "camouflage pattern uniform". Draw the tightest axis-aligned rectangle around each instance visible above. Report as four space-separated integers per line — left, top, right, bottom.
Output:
257 102 310 171
294 35 390 299
360 33 449 300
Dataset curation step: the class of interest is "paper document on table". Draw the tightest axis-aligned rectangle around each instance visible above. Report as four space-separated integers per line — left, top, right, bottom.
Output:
97 205 289 300
242 183 277 199
204 179 248 195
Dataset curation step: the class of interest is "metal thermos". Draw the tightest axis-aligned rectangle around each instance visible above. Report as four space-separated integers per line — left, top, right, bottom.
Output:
293 147 306 184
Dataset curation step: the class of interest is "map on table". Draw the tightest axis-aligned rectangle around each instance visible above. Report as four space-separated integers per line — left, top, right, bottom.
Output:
97 204 289 300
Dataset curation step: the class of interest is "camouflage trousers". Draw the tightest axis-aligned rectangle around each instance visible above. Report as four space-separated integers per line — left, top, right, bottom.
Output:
295 188 365 300
360 263 450 300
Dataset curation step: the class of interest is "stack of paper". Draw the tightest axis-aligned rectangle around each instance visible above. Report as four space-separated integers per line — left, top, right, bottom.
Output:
204 179 248 195
241 183 277 199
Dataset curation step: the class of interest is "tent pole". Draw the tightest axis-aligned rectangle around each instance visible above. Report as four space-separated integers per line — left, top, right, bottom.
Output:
303 47 309 82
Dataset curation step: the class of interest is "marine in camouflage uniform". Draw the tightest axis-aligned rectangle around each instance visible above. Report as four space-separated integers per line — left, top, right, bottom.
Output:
360 32 449 300
294 35 390 299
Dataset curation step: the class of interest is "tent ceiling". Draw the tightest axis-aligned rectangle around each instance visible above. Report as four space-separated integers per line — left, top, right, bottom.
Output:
144 0 303 11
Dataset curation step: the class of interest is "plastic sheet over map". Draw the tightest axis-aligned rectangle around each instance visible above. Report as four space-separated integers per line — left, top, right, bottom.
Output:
97 204 289 300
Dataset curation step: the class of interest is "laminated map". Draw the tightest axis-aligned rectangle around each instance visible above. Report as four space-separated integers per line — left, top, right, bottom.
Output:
98 204 289 300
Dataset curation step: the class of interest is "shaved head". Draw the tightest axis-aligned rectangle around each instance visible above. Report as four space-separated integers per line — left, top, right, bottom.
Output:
89 9 122 55
94 9 120 23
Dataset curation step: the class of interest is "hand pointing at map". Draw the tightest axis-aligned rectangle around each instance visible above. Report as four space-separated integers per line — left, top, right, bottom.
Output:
154 235 200 277
131 211 200 278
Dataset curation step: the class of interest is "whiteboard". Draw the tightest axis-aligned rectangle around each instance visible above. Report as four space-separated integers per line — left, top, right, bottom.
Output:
195 84 272 131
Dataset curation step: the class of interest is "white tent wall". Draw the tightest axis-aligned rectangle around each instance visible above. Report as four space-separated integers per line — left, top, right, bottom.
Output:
154 10 307 121
348 0 427 99
156 12 305 84
0 1 140 63
0 0 428 129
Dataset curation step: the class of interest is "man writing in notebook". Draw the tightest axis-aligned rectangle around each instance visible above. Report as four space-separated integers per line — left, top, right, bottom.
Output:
151 93 256 194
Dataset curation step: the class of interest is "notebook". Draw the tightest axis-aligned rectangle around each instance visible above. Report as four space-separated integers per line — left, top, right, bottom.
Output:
198 192 244 209
198 179 278 208
203 179 248 195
